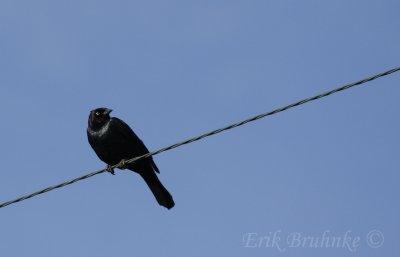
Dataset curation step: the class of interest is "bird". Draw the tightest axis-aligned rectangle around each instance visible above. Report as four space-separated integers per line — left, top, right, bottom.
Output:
87 107 175 209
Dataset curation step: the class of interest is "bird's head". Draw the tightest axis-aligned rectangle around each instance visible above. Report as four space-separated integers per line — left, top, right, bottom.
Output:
88 107 112 129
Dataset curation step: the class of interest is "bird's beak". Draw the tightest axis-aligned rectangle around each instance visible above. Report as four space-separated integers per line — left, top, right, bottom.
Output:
105 108 113 115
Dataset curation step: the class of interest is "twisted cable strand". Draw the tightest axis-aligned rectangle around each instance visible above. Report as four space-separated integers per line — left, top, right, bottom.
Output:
0 66 399 209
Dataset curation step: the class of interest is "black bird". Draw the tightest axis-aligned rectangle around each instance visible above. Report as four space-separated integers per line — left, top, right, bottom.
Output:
87 107 174 209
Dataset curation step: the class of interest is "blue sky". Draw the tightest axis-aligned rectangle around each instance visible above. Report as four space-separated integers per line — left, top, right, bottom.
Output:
0 1 399 256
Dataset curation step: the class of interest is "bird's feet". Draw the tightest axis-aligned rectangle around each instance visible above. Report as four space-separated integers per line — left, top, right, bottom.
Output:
117 159 128 170
106 165 115 175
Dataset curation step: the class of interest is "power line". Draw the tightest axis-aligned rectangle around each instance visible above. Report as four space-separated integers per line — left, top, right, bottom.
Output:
0 66 399 209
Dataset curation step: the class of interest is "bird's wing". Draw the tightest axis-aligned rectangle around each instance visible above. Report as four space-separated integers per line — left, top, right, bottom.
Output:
110 117 160 173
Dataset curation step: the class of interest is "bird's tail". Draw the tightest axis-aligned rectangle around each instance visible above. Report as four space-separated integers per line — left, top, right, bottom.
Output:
140 172 175 209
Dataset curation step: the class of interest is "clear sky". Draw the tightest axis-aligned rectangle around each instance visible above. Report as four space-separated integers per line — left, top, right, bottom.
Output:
0 1 399 256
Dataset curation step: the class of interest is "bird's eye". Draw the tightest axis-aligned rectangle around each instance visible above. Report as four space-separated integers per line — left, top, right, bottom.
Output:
95 112 100 116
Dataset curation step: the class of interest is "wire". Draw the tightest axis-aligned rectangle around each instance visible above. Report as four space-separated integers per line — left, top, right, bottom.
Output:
0 66 399 209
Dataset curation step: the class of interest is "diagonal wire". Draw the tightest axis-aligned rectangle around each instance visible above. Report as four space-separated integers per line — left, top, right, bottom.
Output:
0 66 399 209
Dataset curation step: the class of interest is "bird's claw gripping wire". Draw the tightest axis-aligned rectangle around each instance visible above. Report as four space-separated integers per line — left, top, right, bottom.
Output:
117 159 128 170
105 159 127 175
106 165 115 175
